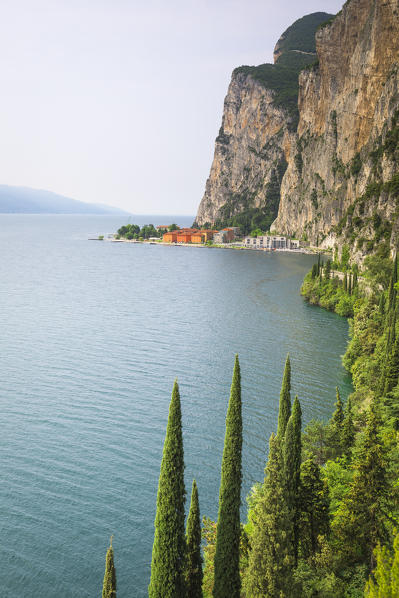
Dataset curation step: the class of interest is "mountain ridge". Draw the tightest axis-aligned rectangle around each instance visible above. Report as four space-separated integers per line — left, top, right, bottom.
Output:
0 184 130 214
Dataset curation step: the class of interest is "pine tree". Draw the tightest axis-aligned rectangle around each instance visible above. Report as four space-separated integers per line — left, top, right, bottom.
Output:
298 458 330 559
277 354 291 438
245 434 294 597
213 355 242 598
185 480 203 598
283 396 302 564
342 396 355 454
102 537 116 598
332 405 390 571
149 380 186 598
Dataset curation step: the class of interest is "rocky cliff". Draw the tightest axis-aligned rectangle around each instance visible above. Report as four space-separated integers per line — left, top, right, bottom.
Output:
195 13 333 232
271 0 399 261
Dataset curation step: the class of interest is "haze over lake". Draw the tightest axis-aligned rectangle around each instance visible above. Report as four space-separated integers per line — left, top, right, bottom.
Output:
0 215 352 597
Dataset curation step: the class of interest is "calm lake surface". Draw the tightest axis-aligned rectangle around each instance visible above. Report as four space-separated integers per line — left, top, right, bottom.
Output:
0 215 352 597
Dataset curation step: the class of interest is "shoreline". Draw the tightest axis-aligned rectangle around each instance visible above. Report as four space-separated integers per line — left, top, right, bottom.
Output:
107 238 328 255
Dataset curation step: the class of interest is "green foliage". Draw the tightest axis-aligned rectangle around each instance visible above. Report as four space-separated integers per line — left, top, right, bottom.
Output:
102 538 117 598
149 380 186 598
116 223 161 240
326 388 345 458
365 532 399 596
234 13 332 124
186 480 203 598
332 406 391 572
301 269 357 317
283 397 302 564
202 517 217 597
299 458 330 559
244 434 295 597
351 152 362 178
213 356 242 598
214 157 287 235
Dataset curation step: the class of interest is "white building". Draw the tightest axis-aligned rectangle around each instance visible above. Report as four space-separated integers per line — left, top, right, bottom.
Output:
243 235 300 250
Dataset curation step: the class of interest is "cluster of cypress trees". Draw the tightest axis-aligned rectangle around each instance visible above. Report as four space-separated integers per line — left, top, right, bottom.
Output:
148 355 242 598
311 254 358 294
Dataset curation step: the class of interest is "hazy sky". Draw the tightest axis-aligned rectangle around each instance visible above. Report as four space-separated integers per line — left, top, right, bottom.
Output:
0 1 343 215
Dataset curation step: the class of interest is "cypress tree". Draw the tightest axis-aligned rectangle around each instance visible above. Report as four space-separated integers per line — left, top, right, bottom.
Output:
311 263 317 279
298 458 330 559
353 270 358 291
213 355 242 598
387 253 398 313
384 333 399 396
102 537 116 598
185 480 203 598
149 380 186 598
283 396 302 565
327 387 345 457
332 405 390 571
277 354 291 438
348 273 352 295
325 259 331 280
317 254 321 277
379 293 385 316
342 396 355 454
245 434 294 596
344 273 348 292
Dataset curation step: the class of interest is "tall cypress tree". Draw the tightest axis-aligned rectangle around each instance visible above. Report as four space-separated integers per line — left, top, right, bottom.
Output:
102 537 116 598
245 434 294 596
149 380 186 598
185 479 203 598
283 396 302 564
342 396 355 454
327 387 345 457
387 253 398 314
213 355 242 598
298 457 330 559
344 273 348 292
277 354 291 438
384 333 399 396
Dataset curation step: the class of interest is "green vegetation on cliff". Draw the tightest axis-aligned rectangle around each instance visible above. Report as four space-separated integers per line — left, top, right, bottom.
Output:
234 13 333 123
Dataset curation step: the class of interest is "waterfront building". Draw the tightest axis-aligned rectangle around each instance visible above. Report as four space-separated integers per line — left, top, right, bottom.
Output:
243 235 300 250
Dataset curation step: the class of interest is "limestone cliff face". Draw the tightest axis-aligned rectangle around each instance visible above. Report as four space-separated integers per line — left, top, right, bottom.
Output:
195 72 294 226
195 12 332 230
272 0 399 260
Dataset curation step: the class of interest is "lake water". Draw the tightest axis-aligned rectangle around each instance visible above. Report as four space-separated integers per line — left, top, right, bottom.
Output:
0 215 352 597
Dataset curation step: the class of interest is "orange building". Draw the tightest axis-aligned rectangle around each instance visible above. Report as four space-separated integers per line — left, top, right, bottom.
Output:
163 231 178 242
176 232 193 243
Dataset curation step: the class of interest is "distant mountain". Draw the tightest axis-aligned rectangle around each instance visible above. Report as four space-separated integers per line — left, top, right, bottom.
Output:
0 185 130 214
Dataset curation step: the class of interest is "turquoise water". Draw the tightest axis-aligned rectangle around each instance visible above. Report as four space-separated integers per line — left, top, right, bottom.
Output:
0 215 352 597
